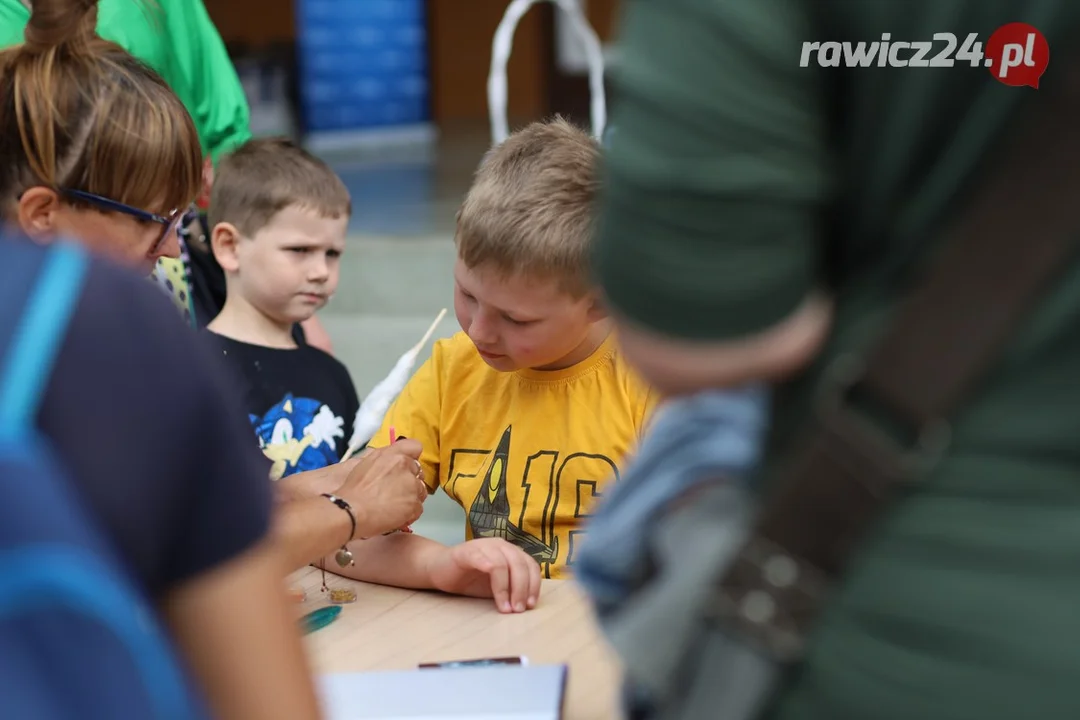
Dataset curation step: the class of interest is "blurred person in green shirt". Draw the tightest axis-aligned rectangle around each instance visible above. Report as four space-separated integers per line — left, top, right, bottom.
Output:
592 1 1080 719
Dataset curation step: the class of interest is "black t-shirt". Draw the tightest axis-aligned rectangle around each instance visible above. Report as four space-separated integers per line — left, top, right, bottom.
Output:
202 333 361 481
27 243 273 600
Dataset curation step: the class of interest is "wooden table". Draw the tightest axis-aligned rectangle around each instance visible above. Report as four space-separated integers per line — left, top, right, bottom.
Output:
293 566 623 719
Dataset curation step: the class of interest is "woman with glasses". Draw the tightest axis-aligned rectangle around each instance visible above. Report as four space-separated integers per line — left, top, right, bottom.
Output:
0 0 336 353
0 2 323 717
0 3 197 269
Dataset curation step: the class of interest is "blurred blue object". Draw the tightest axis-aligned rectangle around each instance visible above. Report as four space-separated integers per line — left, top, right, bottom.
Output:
296 0 430 134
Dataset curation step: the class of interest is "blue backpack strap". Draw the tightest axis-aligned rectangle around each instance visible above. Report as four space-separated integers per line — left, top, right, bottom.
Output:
0 243 88 435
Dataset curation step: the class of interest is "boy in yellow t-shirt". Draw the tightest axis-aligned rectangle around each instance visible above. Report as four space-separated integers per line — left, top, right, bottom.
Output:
368 118 659 580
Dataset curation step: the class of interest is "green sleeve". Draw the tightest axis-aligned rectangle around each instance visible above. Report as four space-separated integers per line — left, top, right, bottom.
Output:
0 1 29 49
0 0 251 163
593 0 833 341
159 0 252 163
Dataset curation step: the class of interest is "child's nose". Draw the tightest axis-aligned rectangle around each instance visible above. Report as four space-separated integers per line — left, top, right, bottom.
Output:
308 257 330 280
468 312 498 345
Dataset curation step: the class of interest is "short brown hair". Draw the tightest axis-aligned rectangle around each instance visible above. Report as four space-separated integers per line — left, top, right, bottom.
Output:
0 0 202 220
209 137 351 237
455 117 600 297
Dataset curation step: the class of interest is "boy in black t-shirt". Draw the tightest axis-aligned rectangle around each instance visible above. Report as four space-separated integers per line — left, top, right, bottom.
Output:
203 137 359 480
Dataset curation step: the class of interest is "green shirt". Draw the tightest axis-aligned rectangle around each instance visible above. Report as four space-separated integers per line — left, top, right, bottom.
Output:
0 0 251 162
595 1 1080 718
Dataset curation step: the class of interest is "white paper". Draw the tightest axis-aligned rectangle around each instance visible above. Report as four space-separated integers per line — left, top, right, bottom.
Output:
318 664 567 720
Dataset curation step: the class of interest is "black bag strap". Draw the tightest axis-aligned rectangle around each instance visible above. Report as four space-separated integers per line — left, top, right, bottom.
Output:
711 68 1080 661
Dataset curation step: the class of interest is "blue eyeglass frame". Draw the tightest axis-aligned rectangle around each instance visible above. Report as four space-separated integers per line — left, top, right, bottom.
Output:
61 188 185 256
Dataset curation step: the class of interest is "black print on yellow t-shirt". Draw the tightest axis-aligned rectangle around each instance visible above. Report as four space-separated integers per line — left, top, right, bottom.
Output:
467 426 558 565
451 425 618 579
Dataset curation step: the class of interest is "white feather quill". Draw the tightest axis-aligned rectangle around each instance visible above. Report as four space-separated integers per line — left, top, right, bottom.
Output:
341 308 447 461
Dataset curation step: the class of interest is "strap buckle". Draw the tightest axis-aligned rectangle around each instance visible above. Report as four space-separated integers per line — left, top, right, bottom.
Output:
815 353 952 480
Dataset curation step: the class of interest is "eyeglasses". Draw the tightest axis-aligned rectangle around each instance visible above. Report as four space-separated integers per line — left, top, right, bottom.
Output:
61 188 185 257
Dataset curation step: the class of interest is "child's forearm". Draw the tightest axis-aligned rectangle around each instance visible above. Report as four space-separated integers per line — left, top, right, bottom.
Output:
328 533 447 590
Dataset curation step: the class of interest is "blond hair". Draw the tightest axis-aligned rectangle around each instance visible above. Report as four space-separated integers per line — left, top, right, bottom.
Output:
209 137 351 237
455 117 600 297
0 0 202 219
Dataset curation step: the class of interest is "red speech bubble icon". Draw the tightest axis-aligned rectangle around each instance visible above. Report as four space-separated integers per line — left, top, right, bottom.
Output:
985 23 1049 88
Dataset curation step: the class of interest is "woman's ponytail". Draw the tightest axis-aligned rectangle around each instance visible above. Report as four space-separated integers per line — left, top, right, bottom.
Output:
21 0 99 56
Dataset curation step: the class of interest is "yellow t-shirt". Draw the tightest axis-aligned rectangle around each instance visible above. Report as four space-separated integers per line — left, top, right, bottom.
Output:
370 331 659 579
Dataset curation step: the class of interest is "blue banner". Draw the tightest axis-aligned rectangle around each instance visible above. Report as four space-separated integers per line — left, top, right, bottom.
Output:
296 0 430 134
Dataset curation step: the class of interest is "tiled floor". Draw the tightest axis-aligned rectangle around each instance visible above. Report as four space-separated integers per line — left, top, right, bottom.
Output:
316 122 494 546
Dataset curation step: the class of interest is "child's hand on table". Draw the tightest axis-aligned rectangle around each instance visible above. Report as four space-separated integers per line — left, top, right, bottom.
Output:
425 538 542 614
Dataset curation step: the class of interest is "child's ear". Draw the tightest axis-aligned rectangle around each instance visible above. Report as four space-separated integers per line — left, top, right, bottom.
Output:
17 187 63 242
211 222 242 273
585 290 609 323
